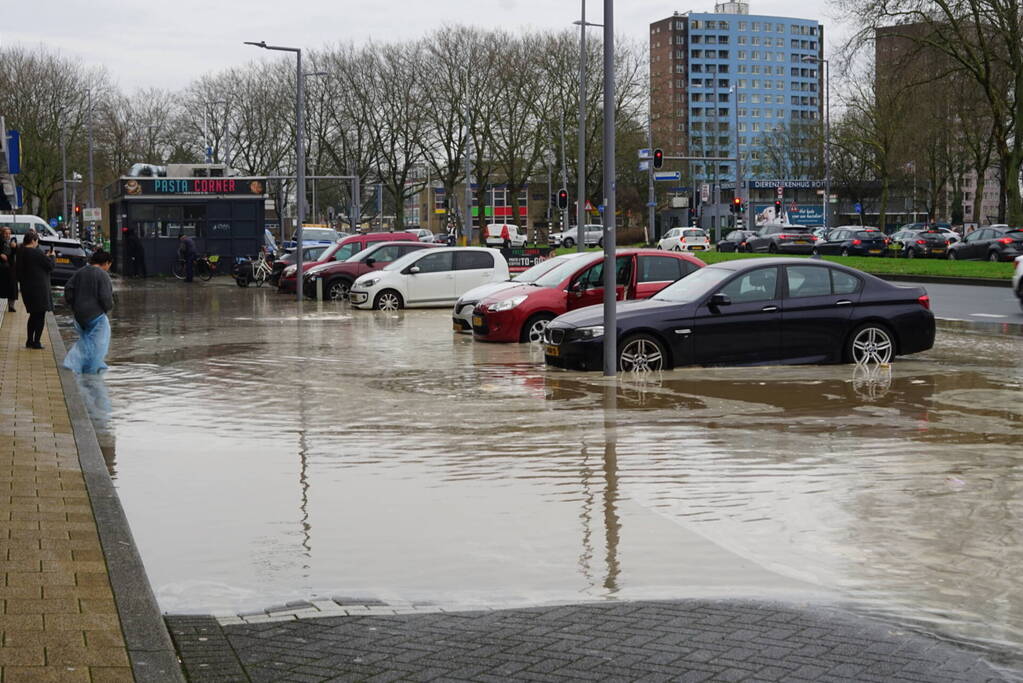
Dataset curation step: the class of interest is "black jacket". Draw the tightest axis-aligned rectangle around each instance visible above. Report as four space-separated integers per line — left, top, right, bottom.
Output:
15 245 54 313
0 240 16 300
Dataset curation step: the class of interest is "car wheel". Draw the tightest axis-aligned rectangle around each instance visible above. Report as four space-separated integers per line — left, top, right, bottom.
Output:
374 289 403 311
811 248 820 256
988 251 1001 262
597 238 603 248
841 248 850 257
327 279 352 301
905 248 915 259
563 238 575 249
235 275 250 288
948 250 957 260
673 245 682 252
619 334 667 372
521 313 555 344
768 243 778 254
845 323 895 365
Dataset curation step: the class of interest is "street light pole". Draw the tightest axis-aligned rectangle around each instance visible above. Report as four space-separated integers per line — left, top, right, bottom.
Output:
245 40 306 303
601 0 616 377
61 133 68 233
87 89 95 210
803 55 830 228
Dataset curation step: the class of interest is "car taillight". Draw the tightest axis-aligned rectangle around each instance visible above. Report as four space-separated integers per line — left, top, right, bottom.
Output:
884 238 890 244
945 240 950 246
918 295 930 310
916 239 927 245
997 237 1013 244
851 239 862 245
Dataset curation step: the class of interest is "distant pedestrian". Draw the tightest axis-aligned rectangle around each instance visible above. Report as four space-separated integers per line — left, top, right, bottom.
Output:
178 234 197 282
126 228 147 278
0 227 17 312
63 250 114 374
15 230 54 350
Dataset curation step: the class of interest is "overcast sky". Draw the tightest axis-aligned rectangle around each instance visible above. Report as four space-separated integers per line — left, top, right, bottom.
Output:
4 1 847 92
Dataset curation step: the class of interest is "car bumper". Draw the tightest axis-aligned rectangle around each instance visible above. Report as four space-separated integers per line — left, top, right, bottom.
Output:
681 244 709 252
452 302 475 333
471 309 521 343
349 290 371 308
278 277 297 293
543 336 604 370
777 242 815 254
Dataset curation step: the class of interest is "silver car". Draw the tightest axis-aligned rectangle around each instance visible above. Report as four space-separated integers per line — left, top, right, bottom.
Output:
550 224 603 249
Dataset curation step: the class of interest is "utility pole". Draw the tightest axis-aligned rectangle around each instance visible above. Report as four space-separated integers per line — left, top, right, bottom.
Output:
560 111 569 232
61 133 67 232
647 117 655 244
87 89 95 210
601 0 616 377
576 0 591 253
464 102 473 246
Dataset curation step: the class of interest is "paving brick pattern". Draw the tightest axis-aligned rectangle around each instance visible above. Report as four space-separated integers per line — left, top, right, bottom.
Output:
168 600 1011 682
0 309 133 682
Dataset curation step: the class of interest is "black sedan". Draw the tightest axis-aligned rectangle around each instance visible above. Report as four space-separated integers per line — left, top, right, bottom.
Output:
746 225 816 254
888 229 950 258
716 229 759 252
947 226 1023 262
812 227 888 257
543 258 935 372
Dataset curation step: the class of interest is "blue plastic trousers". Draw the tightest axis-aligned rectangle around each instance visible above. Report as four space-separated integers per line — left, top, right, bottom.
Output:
63 314 111 374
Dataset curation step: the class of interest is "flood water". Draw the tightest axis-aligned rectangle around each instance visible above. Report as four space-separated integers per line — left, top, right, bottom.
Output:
60 280 1022 670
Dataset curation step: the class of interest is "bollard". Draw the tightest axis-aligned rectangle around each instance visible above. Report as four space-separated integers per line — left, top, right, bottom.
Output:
315 277 323 301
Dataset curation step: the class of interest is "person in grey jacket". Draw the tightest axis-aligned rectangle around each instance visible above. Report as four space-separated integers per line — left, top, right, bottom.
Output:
63 250 114 373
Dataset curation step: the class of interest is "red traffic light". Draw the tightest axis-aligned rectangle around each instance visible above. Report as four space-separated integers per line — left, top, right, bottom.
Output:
74 205 82 214
653 149 664 169
556 189 569 210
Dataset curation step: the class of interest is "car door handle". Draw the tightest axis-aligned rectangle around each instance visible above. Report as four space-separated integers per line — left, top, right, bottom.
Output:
761 305 779 312
835 300 852 306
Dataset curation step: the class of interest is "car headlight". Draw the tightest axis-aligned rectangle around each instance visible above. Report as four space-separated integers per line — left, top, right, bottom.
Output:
488 295 527 312
358 277 380 288
572 325 604 340
283 266 297 277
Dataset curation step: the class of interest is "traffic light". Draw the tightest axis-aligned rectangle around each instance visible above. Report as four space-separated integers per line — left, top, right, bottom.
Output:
74 205 82 216
774 199 782 214
557 188 569 210
732 197 742 214
653 148 664 169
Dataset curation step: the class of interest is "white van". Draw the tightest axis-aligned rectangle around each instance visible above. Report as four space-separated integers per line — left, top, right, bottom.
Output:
483 223 527 248
0 214 61 243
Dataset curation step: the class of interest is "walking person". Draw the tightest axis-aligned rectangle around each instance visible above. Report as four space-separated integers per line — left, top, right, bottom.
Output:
126 228 147 278
0 227 17 312
178 234 196 282
63 250 114 374
15 230 54 349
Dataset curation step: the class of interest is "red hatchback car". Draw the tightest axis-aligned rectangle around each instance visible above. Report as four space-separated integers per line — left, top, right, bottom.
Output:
473 249 705 343
278 231 420 293
301 240 439 300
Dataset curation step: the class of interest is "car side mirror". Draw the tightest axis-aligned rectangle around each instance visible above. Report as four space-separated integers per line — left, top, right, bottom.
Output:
365 257 375 267
709 292 731 307
407 265 421 274
568 280 585 294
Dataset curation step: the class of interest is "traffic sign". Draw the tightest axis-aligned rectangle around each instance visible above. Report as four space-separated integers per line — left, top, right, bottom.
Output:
639 160 651 172
700 183 710 203
48 218 58 228
638 148 652 159
654 171 681 182
597 204 605 214
584 200 595 212
83 207 101 222
776 186 784 199
854 202 863 214
646 201 657 207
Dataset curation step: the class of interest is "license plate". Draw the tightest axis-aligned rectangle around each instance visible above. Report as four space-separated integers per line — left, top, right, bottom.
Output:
472 315 484 327
932 249 944 254
545 345 560 357
690 245 705 250
56 257 70 264
868 249 881 254
793 241 809 245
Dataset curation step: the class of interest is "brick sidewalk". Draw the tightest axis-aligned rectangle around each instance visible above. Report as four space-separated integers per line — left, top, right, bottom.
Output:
168 600 1013 682
0 309 132 681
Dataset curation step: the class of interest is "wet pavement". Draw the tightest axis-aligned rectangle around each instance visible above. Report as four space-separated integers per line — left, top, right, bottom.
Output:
57 278 1023 675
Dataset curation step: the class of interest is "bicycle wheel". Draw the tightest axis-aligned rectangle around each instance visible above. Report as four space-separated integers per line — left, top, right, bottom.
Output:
255 266 268 287
172 259 186 280
199 261 213 282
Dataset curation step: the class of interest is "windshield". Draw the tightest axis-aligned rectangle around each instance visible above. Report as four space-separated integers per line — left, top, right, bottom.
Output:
346 245 379 263
532 256 599 288
512 255 574 283
683 230 706 238
652 266 733 303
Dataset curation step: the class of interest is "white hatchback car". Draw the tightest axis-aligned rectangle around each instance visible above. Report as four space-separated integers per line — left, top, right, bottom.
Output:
350 247 509 310
658 227 710 252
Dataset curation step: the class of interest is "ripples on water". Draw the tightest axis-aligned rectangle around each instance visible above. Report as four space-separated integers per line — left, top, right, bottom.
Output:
60 283 1022 670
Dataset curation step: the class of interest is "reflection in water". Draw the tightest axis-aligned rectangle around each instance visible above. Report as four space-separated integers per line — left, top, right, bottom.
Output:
64 282 1023 671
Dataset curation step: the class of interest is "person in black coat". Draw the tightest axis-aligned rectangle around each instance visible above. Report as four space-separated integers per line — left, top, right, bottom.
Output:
15 230 54 349
0 227 17 311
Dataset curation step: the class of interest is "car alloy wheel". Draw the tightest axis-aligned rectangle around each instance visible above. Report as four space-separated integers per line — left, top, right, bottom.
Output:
812 248 820 256
597 238 604 248
906 249 915 259
949 250 958 260
327 279 351 301
374 290 403 311
563 238 575 249
522 314 555 344
769 243 778 254
989 251 1000 262
848 324 894 365
841 248 851 257
619 334 666 372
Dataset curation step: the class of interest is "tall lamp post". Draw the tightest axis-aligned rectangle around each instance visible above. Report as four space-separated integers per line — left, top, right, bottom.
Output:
245 40 308 303
573 0 601 252
803 55 830 228
601 0 616 377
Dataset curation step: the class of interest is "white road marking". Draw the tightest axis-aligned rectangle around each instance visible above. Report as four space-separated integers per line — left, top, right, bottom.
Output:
970 313 1009 319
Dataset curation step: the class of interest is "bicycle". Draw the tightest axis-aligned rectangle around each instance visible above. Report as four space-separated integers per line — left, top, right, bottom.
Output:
173 254 219 281
234 250 274 288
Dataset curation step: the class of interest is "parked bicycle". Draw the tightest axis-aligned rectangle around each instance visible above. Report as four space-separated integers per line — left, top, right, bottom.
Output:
234 249 274 288
173 254 219 281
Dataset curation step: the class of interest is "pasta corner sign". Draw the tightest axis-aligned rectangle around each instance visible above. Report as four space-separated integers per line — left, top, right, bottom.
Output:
122 178 267 196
